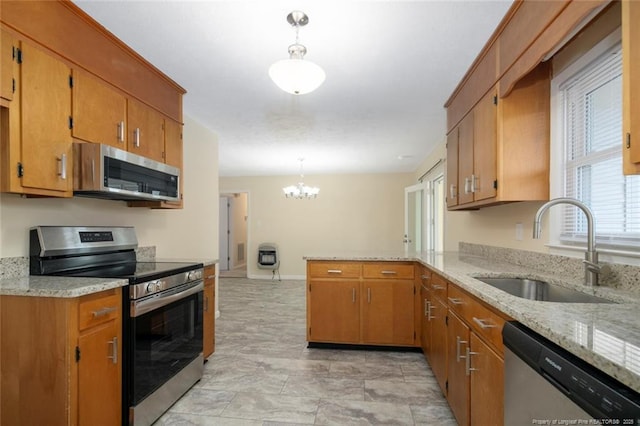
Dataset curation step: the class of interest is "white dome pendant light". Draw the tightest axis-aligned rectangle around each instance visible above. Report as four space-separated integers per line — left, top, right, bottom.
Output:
269 11 326 95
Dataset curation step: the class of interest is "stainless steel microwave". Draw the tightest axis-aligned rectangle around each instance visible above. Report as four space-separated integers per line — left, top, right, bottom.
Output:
73 143 180 202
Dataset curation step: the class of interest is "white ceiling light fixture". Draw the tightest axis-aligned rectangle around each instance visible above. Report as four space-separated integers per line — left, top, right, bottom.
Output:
283 158 320 199
269 10 326 95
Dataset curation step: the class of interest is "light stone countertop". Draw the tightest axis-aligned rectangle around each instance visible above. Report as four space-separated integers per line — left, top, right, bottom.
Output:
305 251 640 393
0 275 128 298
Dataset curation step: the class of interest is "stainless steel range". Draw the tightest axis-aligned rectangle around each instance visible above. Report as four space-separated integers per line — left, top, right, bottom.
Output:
30 226 204 426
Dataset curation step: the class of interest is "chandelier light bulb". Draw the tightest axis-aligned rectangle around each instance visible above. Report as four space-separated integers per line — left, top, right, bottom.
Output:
282 159 319 199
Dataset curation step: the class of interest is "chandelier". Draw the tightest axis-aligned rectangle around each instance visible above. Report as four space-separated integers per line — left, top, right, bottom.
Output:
283 159 319 199
269 11 326 95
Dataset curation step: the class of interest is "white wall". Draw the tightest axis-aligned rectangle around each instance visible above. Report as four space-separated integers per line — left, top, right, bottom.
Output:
0 116 219 260
220 173 414 278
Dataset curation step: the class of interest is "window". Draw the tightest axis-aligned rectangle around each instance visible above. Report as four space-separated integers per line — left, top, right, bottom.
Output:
552 30 640 254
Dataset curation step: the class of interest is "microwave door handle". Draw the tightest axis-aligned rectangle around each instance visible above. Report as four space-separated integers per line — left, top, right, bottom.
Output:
131 281 203 317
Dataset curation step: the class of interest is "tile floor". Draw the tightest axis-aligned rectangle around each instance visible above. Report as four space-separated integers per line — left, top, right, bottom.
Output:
156 278 457 425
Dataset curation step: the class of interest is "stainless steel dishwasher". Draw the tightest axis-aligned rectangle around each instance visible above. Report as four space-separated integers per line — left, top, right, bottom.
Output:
502 322 640 425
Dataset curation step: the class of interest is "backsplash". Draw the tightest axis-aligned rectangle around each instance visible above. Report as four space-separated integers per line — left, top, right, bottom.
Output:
0 246 157 279
460 242 640 294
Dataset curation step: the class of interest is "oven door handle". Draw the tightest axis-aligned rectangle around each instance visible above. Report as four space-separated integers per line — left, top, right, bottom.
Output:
131 281 204 317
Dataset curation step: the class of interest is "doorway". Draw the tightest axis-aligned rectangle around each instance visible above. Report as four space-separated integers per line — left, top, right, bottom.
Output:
219 192 248 278
404 162 445 252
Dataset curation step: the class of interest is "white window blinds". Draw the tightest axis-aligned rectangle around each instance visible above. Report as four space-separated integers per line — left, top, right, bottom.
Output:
560 43 640 250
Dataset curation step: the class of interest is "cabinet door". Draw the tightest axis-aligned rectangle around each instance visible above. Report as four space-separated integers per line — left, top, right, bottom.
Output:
469 333 503 426
20 42 72 194
203 267 215 359
457 112 474 205
446 129 459 208
308 279 360 343
623 0 640 173
447 311 470 426
128 98 164 162
1 30 15 101
78 320 120 426
430 296 448 395
163 118 183 207
361 280 415 345
72 70 126 148
472 89 497 201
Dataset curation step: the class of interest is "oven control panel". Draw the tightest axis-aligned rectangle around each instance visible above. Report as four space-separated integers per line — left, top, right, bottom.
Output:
130 267 204 300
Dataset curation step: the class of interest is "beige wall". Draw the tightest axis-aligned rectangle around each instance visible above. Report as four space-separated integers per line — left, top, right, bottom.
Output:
220 173 414 278
0 116 219 260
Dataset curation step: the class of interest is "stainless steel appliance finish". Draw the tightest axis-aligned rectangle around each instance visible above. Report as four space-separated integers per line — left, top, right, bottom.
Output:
73 142 180 202
475 277 614 303
503 322 640 424
29 226 204 426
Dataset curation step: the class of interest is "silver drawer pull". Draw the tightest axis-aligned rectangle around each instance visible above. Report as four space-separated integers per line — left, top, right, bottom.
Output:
107 337 118 364
473 317 497 329
134 128 141 147
432 284 445 290
381 270 397 275
117 121 125 142
465 347 479 376
92 306 117 318
327 269 342 274
421 274 430 280
448 297 463 305
456 335 468 363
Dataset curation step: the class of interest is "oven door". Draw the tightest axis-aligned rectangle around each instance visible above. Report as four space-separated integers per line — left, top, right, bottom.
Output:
128 281 204 407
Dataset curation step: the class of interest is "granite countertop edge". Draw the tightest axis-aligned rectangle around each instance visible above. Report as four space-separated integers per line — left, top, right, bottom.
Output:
305 252 640 393
0 276 129 298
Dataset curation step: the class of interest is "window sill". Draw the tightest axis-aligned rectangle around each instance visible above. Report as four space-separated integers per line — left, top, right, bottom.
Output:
547 243 640 266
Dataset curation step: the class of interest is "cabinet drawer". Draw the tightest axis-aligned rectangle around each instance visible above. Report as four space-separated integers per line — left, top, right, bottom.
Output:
79 291 120 331
362 262 414 279
308 261 361 278
430 273 448 300
448 284 506 356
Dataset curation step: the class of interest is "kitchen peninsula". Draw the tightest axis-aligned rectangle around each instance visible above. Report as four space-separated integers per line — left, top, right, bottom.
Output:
305 244 640 402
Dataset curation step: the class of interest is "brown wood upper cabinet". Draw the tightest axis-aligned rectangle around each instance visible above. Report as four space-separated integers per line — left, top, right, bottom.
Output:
1 39 73 197
623 0 640 174
447 63 550 210
72 70 127 149
127 97 165 163
1 29 16 103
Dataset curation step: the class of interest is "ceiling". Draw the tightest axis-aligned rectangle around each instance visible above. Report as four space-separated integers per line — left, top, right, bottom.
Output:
73 0 513 177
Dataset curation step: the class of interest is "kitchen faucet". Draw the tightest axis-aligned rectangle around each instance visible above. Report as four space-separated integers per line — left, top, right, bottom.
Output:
532 197 602 286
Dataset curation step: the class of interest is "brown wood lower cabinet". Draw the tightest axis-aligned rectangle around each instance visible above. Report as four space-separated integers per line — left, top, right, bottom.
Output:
203 264 216 359
447 311 470 426
469 332 504 425
306 261 418 347
308 278 361 343
1 288 122 426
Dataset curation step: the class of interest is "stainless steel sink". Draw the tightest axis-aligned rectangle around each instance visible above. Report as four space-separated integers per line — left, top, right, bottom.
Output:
475 277 615 303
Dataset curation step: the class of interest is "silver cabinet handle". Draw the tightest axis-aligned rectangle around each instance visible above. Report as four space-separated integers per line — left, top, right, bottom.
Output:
352 288 356 303
381 270 397 275
57 154 67 179
91 159 95 184
427 301 435 320
92 306 117 318
448 297 463 305
420 274 430 280
456 335 468 363
108 337 118 364
449 184 456 199
367 287 371 304
327 269 342 274
473 317 498 329
117 121 125 142
465 347 479 376
464 177 471 194
470 174 477 193
432 284 445 290
134 128 141 147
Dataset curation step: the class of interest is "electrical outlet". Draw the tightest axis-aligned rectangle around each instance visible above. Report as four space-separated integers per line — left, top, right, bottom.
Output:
515 222 523 241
